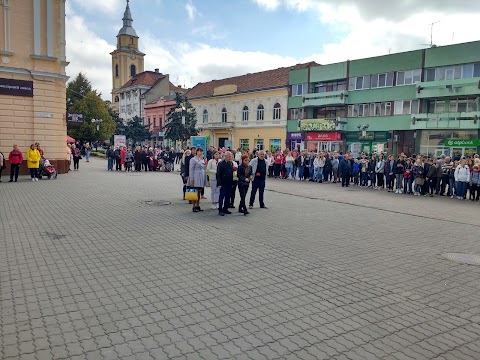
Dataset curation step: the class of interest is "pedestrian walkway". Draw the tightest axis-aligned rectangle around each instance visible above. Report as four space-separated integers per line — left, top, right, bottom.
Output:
1 158 479 359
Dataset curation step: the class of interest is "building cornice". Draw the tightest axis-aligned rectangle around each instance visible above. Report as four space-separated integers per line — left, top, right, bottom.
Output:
188 85 288 101
0 66 69 81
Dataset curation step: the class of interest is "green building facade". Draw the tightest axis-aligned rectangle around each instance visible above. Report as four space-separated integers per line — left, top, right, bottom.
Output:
287 41 480 159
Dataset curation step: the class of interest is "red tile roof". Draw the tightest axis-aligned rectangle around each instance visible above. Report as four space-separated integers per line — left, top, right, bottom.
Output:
120 71 166 89
186 62 318 99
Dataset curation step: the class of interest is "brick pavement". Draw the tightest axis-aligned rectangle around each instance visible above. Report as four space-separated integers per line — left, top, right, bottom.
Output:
1 157 480 360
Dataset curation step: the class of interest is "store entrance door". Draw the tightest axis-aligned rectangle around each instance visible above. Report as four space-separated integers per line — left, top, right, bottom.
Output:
218 138 228 148
320 141 342 152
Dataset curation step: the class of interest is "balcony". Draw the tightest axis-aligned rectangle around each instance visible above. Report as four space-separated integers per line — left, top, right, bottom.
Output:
236 120 286 128
411 111 480 129
302 90 348 107
298 118 347 132
198 122 234 130
416 78 480 99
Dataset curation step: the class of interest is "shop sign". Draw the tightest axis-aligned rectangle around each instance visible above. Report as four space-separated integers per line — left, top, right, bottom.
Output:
67 112 84 123
0 78 33 97
299 119 336 131
114 135 126 148
359 131 375 141
191 136 207 153
374 132 390 140
287 132 304 140
444 139 480 147
306 132 342 141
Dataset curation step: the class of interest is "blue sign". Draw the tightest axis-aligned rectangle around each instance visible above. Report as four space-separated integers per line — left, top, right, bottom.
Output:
191 136 207 154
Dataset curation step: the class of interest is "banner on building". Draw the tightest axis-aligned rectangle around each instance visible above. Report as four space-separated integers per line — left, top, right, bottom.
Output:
66 112 84 123
191 136 207 154
444 139 480 147
114 135 127 149
299 119 336 131
0 78 33 97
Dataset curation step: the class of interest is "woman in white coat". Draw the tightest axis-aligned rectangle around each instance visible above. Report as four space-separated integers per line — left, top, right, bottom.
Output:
207 151 221 209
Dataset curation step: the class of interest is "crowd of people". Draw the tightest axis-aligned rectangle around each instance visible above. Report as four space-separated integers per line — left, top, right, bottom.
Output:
104 145 180 172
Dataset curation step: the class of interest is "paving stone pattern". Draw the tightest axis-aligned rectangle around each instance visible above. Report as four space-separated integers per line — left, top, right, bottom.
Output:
1 158 480 360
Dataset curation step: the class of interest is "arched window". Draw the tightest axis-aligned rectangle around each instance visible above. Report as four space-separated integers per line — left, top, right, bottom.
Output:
221 108 227 122
203 109 208 123
130 64 136 77
257 104 264 121
115 64 119 77
273 103 281 120
242 106 249 121
114 96 119 102
130 37 134 45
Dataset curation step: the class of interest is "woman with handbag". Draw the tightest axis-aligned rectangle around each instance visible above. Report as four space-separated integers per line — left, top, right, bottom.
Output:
412 158 425 196
188 148 207 212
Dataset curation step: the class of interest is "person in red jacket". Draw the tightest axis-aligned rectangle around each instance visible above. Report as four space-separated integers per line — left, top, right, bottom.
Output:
8 144 23 182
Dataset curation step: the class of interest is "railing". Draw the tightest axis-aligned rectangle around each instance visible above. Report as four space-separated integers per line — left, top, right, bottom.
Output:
416 78 480 99
411 111 480 129
302 90 348 107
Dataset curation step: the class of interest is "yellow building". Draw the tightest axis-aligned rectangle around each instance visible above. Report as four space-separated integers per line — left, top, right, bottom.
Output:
111 0 145 113
187 64 313 152
0 0 69 173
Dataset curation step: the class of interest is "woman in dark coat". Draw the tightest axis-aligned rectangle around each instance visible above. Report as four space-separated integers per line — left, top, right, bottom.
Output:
237 154 252 215
134 146 142 172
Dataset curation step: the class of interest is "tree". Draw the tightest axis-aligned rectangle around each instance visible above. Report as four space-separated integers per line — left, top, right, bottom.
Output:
165 92 198 143
68 91 116 142
124 116 150 144
66 72 95 111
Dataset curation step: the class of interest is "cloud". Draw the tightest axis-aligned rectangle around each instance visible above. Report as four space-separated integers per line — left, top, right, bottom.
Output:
185 1 198 21
191 23 228 41
71 0 123 15
254 0 480 20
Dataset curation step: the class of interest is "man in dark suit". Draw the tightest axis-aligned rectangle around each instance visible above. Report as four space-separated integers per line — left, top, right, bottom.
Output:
217 151 234 216
339 154 352 187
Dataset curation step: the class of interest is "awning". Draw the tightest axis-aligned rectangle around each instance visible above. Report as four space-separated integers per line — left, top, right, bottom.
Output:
67 135 75 143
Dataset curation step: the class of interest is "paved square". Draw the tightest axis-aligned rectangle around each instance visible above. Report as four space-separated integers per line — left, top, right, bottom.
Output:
1 158 480 360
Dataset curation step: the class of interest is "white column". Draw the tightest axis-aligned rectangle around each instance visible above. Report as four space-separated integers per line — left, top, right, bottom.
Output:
59 0 66 63
46 0 53 57
3 0 10 51
33 0 41 55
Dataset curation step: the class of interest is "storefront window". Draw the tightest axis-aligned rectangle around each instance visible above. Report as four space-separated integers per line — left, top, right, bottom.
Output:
255 139 264 150
419 130 478 159
270 139 281 152
240 139 249 150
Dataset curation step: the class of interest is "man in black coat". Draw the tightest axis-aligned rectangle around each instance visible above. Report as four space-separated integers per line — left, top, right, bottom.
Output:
339 154 352 187
216 151 234 216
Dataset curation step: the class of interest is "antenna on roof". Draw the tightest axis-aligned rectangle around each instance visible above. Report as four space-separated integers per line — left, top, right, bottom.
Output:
421 20 440 48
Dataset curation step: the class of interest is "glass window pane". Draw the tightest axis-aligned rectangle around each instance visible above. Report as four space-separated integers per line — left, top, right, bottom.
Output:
379 74 386 87
396 71 405 85
404 70 413 85
371 75 378 88
445 68 454 80
403 100 411 115
457 100 467 113
449 100 457 113
436 68 445 81
381 102 386 115
411 100 419 115
413 69 422 83
354 105 359 117
369 103 375 116
349 77 356 90
435 101 445 113
426 68 435 81
427 100 436 113
375 103 381 116
474 64 480 77
337 81 346 91
454 66 462 79
363 75 371 89
463 64 474 78
387 72 394 86
385 102 391 115
356 77 363 90
394 101 403 115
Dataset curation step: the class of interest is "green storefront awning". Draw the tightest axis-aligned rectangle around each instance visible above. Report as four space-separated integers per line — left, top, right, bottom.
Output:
444 139 480 147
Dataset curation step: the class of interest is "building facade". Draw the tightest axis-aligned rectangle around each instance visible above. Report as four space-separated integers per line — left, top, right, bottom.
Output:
188 64 315 151
288 41 480 159
111 0 145 113
0 0 69 174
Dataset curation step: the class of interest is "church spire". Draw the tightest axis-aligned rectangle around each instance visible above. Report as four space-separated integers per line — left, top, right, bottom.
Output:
118 0 137 37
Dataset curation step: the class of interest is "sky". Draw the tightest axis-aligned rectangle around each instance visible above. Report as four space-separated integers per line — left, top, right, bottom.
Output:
66 0 480 99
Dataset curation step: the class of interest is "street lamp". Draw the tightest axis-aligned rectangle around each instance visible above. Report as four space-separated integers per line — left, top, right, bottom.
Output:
91 118 103 150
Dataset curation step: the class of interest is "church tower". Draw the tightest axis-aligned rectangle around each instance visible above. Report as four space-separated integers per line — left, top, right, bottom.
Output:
111 0 145 108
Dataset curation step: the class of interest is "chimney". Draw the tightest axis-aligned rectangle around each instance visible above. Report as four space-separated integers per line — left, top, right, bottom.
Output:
155 68 159 73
